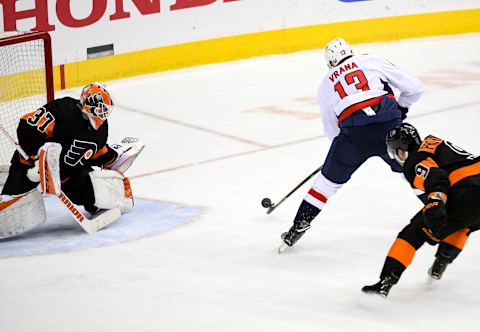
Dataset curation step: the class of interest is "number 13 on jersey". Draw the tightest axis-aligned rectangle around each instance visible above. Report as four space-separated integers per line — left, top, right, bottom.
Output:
334 70 370 99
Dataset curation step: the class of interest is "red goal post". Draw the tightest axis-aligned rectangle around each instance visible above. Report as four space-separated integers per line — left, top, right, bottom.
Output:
0 31 54 174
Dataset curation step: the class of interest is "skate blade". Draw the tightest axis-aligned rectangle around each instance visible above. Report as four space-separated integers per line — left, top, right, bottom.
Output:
362 290 387 298
278 242 288 254
427 268 441 281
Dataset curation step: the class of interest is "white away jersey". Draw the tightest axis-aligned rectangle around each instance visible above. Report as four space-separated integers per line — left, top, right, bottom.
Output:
317 54 423 140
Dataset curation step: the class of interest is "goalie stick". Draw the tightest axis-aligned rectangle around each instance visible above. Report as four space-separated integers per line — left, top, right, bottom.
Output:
58 192 121 233
0 123 121 233
262 165 323 214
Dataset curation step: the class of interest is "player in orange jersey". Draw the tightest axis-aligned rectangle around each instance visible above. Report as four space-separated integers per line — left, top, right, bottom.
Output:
362 123 480 297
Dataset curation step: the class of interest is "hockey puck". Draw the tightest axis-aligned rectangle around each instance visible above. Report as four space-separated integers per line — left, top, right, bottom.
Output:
261 198 272 208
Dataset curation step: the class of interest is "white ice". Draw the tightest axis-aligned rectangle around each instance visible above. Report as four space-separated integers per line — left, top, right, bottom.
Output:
1 34 480 332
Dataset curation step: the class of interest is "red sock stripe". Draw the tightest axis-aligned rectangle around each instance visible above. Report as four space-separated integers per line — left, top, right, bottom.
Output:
308 189 328 203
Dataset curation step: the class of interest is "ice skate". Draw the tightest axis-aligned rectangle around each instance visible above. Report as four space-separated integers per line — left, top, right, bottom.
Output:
278 220 311 253
428 253 451 280
362 273 399 298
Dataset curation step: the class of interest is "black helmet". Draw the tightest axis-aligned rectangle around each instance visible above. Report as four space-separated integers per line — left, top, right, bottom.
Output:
386 123 421 160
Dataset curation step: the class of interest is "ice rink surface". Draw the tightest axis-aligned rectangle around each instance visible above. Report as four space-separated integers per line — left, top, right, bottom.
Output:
1 34 480 331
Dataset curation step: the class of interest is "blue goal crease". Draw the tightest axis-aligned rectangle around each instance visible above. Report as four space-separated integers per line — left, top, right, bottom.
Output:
0 197 200 258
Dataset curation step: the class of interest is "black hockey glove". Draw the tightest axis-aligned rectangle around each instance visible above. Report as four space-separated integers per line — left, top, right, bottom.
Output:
398 105 409 120
423 199 448 236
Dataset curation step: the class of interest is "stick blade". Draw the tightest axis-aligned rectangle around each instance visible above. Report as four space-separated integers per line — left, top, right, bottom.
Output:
266 206 275 214
85 208 122 233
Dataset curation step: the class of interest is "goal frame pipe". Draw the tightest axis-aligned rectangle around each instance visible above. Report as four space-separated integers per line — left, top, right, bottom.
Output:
0 31 54 102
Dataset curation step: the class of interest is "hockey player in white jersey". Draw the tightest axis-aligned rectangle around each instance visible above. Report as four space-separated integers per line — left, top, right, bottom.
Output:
280 37 424 248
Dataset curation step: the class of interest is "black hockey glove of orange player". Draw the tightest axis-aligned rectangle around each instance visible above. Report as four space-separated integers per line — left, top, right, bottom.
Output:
423 198 448 236
398 105 409 120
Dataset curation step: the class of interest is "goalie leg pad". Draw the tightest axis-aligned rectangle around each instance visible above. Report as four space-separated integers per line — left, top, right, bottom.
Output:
38 142 62 196
0 190 46 239
89 169 134 213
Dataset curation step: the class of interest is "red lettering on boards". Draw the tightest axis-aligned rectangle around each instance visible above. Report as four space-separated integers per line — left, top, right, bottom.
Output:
0 0 241 31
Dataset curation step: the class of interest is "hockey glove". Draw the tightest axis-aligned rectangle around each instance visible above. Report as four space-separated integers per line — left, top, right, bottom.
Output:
398 105 409 120
423 198 448 236
108 137 145 173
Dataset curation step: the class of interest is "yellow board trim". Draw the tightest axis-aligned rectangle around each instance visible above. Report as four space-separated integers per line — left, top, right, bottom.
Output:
47 8 480 89
0 69 47 101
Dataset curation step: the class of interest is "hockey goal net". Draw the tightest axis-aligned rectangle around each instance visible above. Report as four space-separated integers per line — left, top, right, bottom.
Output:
0 31 54 179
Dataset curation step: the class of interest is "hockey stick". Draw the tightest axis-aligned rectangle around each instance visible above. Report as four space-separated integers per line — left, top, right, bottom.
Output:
0 123 121 233
58 192 120 234
261 165 323 214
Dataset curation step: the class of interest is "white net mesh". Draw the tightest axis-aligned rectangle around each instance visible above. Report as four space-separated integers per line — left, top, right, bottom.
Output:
0 31 50 169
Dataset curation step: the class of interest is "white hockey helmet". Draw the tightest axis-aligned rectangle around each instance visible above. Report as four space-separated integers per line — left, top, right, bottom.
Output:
324 38 354 69
80 82 114 130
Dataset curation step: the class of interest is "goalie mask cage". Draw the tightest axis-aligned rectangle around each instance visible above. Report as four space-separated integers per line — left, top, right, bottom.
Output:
0 31 54 173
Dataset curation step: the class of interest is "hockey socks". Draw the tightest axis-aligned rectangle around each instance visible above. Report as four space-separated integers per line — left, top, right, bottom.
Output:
281 200 320 247
293 200 321 224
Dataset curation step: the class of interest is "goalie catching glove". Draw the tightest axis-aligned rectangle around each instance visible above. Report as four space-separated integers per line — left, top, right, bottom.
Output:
107 137 145 173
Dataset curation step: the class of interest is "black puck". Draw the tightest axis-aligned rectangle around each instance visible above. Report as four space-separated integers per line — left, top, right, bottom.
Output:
261 198 272 208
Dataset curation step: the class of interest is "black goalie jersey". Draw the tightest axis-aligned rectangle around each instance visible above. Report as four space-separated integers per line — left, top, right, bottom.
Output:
2 97 117 196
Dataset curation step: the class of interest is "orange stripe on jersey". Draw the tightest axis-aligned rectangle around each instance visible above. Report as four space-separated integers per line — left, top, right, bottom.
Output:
39 117 55 138
20 111 36 121
308 188 328 203
442 228 470 250
387 238 416 268
92 146 108 159
418 135 443 154
449 161 480 186
413 157 439 191
21 109 56 137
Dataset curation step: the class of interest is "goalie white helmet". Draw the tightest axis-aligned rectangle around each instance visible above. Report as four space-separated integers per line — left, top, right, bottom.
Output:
325 37 354 69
